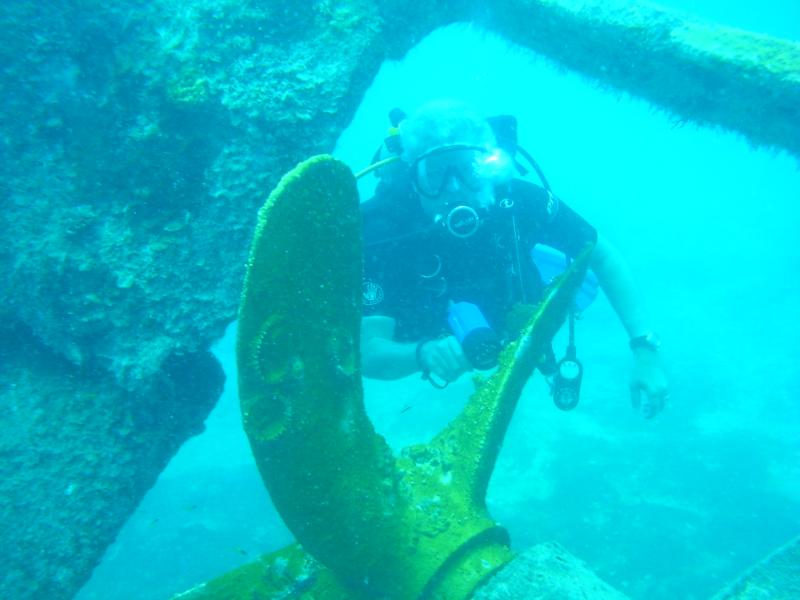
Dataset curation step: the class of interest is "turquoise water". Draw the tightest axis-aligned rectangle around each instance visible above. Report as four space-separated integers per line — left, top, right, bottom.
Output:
77 5 799 600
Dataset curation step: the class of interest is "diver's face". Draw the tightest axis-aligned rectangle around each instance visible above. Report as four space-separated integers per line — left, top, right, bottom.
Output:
411 145 494 221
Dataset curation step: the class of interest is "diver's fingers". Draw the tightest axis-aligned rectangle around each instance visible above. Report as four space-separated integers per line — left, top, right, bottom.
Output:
642 397 658 419
430 336 469 381
426 337 456 380
640 386 669 419
650 388 669 415
629 382 642 411
442 336 470 373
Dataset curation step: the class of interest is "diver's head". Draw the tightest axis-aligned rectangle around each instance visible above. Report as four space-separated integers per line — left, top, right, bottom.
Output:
400 100 513 235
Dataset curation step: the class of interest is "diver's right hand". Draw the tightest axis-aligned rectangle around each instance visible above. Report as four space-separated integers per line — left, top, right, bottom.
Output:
418 336 472 384
630 346 669 419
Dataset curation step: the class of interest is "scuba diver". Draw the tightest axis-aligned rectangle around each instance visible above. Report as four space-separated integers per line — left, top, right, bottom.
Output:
359 99 668 418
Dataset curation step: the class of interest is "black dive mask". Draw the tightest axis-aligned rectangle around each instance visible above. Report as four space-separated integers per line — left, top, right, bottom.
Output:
411 144 489 199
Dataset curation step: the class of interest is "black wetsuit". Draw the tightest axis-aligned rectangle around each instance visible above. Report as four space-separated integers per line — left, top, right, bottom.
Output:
361 172 597 344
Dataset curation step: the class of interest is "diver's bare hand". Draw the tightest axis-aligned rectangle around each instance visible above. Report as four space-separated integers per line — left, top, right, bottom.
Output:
418 336 471 384
630 347 669 419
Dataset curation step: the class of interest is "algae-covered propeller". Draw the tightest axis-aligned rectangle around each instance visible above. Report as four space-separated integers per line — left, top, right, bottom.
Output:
174 155 592 600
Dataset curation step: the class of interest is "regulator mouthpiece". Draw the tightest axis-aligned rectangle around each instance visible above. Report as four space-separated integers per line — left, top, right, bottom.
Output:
444 205 481 238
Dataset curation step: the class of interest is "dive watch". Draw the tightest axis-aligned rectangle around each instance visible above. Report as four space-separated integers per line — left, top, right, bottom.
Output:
629 332 661 352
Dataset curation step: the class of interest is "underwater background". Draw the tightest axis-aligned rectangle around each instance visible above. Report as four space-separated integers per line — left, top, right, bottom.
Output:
3 0 796 599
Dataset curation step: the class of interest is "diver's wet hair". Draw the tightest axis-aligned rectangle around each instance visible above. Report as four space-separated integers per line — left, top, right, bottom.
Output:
400 100 497 163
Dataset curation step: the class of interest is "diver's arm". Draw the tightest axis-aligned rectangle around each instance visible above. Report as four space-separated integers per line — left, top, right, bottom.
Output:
360 315 471 382
590 234 669 418
589 234 650 338
360 316 420 380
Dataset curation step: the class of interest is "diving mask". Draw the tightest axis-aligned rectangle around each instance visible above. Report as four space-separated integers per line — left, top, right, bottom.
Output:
411 144 508 238
411 144 487 199
411 144 507 199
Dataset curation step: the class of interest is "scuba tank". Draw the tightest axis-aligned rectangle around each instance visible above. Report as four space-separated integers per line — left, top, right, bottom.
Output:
356 109 406 181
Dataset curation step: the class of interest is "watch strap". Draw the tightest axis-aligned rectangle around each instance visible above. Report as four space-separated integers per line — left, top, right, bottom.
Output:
630 332 661 351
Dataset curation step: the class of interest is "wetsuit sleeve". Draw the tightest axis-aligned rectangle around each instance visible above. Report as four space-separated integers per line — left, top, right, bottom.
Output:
508 179 597 257
539 198 598 257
